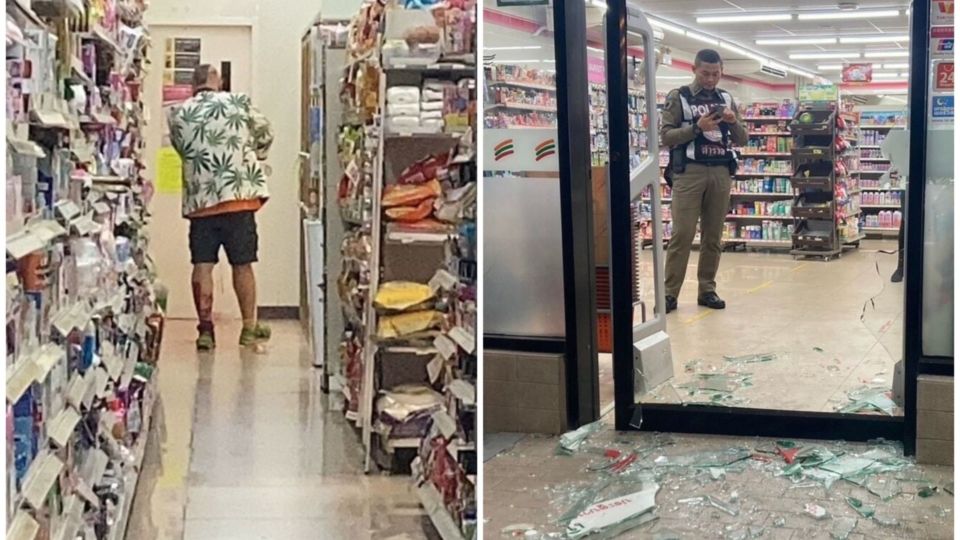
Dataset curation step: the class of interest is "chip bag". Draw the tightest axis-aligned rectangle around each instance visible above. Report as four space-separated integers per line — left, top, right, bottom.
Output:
382 179 442 207
385 197 436 222
378 310 444 339
374 281 435 311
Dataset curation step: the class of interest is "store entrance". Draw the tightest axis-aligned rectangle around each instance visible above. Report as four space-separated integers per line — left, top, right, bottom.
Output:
144 24 253 319
595 0 948 453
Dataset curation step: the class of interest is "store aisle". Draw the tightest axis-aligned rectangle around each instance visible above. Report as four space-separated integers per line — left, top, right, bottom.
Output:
126 320 434 540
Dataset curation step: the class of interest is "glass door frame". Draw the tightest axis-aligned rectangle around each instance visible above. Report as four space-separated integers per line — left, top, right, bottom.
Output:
593 0 941 455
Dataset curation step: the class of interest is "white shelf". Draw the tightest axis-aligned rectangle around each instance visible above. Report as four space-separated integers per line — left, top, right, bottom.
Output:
417 482 465 540
736 172 793 177
860 158 890 162
488 79 556 92
730 192 793 198
858 145 882 149
861 186 904 191
487 102 556 112
749 131 791 136
864 227 900 233
861 204 902 209
730 239 793 247
726 215 793 220
853 170 889 174
861 125 904 130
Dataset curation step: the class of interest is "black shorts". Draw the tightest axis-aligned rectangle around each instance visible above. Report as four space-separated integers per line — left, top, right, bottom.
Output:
188 211 258 265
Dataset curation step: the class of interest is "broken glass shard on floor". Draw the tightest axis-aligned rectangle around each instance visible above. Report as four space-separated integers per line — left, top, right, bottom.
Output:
705 495 739 516
846 497 876 518
566 484 659 539
723 353 777 364
865 477 902 501
557 421 604 455
918 485 938 498
829 517 858 539
819 455 877 478
838 387 896 415
945 482 954 495
802 468 841 489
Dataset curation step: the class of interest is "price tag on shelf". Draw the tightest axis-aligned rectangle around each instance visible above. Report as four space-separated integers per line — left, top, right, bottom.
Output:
433 334 458 360
431 410 458 439
428 269 459 293
427 353 445 384
448 326 476 354
447 379 476 405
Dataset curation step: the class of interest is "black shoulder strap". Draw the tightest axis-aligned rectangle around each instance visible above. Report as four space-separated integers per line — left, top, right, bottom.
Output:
678 86 693 100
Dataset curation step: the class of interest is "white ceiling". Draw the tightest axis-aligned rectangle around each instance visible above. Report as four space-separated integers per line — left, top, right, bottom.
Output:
483 0 912 85
636 0 911 79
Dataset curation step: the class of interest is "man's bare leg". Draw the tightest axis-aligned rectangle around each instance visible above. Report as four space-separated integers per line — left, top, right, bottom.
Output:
192 263 216 349
233 264 270 345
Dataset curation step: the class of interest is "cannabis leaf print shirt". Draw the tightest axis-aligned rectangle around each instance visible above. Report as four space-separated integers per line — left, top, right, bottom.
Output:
167 91 274 217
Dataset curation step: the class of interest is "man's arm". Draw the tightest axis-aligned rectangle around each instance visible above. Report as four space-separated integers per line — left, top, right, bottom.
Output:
249 106 274 160
660 89 697 148
726 98 748 147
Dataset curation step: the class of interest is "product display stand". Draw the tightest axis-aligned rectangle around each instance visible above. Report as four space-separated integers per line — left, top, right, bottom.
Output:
336 0 476 497
788 102 862 259
6 2 162 539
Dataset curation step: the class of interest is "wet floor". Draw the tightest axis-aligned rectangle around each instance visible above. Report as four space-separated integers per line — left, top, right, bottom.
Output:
126 319 434 540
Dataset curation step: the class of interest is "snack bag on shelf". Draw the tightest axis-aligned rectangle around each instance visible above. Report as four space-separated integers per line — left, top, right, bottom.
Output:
384 197 436 222
378 310 444 339
382 179 442 207
374 281 435 311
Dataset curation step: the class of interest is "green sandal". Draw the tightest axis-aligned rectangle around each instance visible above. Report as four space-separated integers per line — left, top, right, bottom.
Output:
196 332 216 351
239 323 271 346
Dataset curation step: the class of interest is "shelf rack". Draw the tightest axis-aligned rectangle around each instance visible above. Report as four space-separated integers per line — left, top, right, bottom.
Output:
6 2 163 538
786 104 862 259
336 3 477 538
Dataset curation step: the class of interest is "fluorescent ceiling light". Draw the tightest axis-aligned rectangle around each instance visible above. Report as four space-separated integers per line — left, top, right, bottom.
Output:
864 51 909 58
649 19 686 35
697 14 792 23
587 46 604 54
817 64 844 71
798 9 901 21
755 37 837 45
839 34 910 44
686 31 720 46
789 52 860 59
485 46 543 51
766 61 788 70
883 63 909 69
491 60 541 64
873 72 909 78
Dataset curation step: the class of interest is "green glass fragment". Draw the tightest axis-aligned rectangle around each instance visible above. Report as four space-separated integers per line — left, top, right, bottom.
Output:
918 485 938 498
846 497 876 518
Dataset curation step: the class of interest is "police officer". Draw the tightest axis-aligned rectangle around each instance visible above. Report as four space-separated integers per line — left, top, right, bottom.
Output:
661 49 748 313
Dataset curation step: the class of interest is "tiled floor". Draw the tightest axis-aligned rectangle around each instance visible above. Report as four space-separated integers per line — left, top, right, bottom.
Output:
126 319 434 540
485 427 954 539
596 240 904 414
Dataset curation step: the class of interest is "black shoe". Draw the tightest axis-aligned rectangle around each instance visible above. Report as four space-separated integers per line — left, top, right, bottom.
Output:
665 295 678 314
891 268 903 283
697 292 726 310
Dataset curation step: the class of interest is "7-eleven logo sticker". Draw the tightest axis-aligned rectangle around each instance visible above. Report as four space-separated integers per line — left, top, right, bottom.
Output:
933 0 954 24
535 139 557 161
494 139 514 161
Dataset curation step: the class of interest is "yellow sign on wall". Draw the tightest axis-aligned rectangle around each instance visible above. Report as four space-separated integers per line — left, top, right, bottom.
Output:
156 147 183 194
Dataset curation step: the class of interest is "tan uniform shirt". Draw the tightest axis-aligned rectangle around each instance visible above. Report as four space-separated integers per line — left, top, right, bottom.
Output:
660 81 748 150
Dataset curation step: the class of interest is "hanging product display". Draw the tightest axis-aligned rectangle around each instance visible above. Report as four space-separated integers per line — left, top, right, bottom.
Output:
6 2 163 539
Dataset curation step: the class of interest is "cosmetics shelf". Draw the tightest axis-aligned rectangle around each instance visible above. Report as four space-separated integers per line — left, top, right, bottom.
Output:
5 4 162 539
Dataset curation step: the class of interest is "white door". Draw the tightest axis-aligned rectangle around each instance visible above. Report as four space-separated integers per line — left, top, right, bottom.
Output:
144 25 253 320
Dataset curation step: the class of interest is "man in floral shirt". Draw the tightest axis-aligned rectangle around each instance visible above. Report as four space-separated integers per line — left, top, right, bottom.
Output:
168 64 273 350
